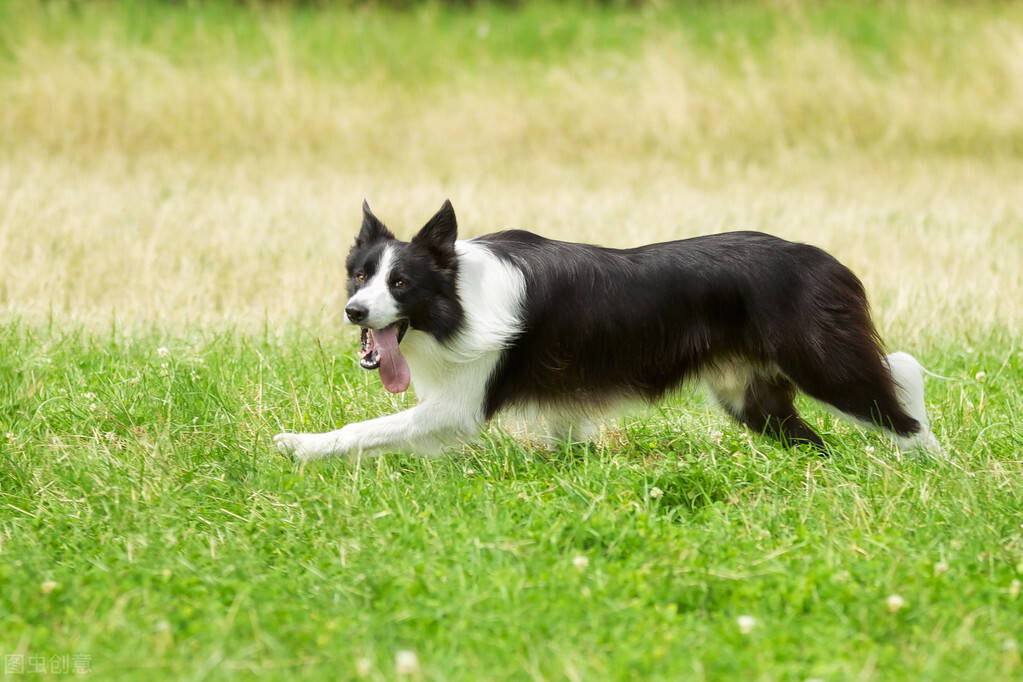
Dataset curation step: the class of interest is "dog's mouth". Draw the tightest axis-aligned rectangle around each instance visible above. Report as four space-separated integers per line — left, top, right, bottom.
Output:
358 321 411 393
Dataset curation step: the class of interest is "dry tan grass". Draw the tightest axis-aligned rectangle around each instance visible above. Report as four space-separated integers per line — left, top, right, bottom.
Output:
1 5 1021 341
5 7 1023 162
2 153 1019 342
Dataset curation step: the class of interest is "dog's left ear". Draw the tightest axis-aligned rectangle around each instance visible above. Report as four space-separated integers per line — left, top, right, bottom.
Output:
412 199 458 268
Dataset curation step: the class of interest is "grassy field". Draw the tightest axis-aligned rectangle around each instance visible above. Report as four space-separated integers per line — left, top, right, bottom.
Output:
1 0 1022 679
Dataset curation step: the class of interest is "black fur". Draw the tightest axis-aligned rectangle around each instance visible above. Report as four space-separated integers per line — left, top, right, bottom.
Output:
477 230 920 450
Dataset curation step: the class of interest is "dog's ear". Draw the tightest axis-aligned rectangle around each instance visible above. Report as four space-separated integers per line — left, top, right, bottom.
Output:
356 200 396 246
411 200 458 268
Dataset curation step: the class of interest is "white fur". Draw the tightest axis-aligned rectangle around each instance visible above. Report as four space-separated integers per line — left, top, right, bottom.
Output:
274 240 526 460
440 240 527 362
884 351 943 454
543 410 599 444
702 361 761 415
819 351 943 455
345 246 400 329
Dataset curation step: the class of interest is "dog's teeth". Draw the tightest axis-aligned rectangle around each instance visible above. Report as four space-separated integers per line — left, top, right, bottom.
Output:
359 349 381 370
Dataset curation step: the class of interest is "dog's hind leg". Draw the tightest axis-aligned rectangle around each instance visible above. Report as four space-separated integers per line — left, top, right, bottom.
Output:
779 343 941 454
741 375 827 450
706 365 826 451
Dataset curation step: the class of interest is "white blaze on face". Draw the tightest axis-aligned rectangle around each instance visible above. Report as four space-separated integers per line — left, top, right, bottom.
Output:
347 245 401 329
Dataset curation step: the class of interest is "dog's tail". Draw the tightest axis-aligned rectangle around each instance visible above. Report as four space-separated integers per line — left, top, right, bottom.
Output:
884 351 945 455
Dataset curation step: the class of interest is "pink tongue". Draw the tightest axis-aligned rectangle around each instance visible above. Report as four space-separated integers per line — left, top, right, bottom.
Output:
370 325 410 393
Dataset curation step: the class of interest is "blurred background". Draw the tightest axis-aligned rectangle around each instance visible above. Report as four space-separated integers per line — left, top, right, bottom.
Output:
1 0 1020 339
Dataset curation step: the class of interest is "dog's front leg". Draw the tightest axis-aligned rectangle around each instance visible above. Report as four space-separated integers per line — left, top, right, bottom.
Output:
274 402 478 461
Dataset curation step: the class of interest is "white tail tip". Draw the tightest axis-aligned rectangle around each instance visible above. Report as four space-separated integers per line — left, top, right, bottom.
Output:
885 352 945 457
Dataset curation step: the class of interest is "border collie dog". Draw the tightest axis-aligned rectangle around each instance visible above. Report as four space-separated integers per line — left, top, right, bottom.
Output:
274 200 941 460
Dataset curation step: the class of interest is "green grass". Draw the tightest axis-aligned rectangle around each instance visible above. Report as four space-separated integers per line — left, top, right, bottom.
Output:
1 0 1022 679
1 323 1020 680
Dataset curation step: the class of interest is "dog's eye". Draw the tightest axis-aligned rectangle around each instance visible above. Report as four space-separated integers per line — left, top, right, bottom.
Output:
393 279 407 289
355 271 366 283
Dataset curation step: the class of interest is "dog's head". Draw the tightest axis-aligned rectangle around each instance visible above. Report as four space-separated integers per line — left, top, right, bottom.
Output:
343 200 464 392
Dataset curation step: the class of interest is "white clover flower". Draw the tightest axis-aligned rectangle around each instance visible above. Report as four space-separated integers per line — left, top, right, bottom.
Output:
355 657 372 677
157 346 170 358
40 581 58 595
1010 579 1021 598
737 615 756 634
710 430 724 445
83 391 95 400
933 560 949 576
975 371 987 383
864 445 875 455
886 594 906 612
572 555 589 572
649 486 664 500
395 650 419 676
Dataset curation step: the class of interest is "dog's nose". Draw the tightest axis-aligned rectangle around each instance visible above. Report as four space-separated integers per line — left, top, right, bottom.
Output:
345 303 368 324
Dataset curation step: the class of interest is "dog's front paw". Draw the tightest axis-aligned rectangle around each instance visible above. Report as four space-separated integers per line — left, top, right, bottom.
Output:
274 432 326 461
